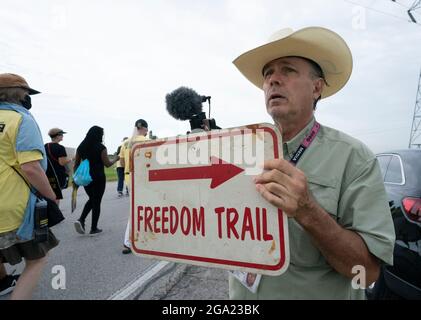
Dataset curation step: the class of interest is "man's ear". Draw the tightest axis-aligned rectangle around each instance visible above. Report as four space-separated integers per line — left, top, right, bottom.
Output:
313 78 324 100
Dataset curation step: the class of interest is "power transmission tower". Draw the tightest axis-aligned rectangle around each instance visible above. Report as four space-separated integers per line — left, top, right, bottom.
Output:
409 69 421 148
391 0 421 23
408 0 421 23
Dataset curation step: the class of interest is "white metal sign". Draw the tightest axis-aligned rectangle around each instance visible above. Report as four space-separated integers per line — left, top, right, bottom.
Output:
130 123 289 276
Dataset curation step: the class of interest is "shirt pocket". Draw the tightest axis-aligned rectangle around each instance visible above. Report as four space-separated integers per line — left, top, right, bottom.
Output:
288 174 340 267
307 174 339 219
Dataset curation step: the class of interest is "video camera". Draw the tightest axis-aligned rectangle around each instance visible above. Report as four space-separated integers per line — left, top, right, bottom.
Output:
165 87 220 133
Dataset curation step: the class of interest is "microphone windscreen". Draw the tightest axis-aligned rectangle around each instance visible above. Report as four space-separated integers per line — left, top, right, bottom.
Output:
166 87 203 120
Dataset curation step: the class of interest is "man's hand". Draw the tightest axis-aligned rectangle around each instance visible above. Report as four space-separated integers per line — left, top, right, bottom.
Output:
255 159 381 284
254 159 315 220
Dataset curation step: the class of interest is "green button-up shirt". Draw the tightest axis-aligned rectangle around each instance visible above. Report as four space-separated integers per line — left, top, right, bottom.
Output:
229 118 395 300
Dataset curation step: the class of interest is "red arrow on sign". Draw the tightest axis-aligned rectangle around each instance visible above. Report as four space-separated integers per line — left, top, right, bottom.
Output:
148 156 244 189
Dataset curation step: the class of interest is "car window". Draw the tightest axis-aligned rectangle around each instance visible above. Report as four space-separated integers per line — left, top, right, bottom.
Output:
384 155 404 184
376 155 391 180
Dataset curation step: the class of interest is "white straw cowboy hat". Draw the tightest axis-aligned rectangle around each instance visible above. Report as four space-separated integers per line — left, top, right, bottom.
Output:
233 27 353 99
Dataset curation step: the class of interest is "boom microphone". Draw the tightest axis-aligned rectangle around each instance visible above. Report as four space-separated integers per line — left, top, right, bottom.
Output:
165 87 204 121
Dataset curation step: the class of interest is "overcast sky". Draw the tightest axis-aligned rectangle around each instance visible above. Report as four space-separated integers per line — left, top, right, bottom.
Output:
1 0 420 153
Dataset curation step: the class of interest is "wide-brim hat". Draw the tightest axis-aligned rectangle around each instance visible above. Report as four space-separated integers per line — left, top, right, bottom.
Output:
233 27 353 99
0 73 41 95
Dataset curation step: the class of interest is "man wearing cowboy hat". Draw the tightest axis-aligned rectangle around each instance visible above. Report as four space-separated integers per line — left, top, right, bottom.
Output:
231 27 395 299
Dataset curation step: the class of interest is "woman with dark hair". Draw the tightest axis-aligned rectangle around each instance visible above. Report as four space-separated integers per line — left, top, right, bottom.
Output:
73 126 119 235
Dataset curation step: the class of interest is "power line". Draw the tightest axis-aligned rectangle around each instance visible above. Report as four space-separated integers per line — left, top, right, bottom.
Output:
410 0 421 10
391 0 421 23
390 0 411 9
389 0 421 10
344 0 421 25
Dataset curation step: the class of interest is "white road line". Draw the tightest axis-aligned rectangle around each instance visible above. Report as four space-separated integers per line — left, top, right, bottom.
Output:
108 261 170 300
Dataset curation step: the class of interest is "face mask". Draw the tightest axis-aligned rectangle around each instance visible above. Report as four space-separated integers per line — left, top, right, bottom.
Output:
21 94 32 110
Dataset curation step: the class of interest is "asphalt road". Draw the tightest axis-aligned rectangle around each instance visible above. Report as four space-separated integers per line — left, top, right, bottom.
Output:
2 181 231 300
162 265 229 300
2 181 161 300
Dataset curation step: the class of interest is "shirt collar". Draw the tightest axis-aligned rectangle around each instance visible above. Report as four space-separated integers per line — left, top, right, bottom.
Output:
0 102 30 115
283 117 316 159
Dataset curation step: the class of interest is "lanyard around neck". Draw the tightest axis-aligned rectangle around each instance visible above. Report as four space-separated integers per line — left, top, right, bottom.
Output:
289 121 320 166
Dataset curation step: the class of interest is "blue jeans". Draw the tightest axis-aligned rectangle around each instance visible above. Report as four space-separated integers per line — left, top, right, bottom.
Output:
116 167 124 192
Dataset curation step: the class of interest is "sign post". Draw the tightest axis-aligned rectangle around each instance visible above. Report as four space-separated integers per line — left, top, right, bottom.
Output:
131 123 289 276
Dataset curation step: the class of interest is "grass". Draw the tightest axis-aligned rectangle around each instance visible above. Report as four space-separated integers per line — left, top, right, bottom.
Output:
104 165 118 182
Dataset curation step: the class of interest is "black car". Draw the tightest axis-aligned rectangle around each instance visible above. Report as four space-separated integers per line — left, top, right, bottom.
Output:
368 149 421 299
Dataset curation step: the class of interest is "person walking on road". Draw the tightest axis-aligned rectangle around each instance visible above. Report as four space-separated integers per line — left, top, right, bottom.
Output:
0 73 59 299
119 119 148 254
73 126 119 236
45 128 72 206
116 137 129 197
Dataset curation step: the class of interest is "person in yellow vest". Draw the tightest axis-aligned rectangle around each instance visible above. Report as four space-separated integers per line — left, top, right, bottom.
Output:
115 137 129 197
119 119 149 254
0 73 59 299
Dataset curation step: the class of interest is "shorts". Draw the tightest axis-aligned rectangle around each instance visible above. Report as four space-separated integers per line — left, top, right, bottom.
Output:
0 230 59 265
